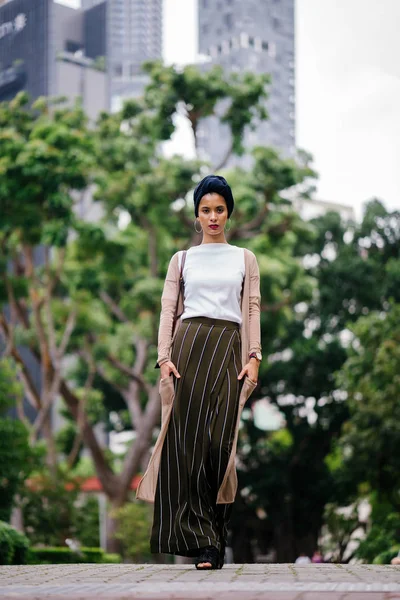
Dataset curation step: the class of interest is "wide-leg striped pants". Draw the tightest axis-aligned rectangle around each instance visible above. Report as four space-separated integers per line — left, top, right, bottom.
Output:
150 316 243 557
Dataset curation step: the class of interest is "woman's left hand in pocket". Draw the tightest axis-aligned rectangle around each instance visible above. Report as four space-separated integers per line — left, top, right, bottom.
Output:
237 361 259 384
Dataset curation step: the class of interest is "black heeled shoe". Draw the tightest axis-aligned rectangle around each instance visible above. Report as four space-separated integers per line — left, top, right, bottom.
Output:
195 545 220 570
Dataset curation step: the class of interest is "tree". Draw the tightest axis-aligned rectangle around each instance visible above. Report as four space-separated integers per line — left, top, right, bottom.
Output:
232 201 400 562
0 92 94 473
0 358 34 522
0 65 316 552
335 303 400 507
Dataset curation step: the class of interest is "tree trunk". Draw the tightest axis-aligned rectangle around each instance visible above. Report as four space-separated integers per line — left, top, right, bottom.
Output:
41 411 58 475
106 497 125 554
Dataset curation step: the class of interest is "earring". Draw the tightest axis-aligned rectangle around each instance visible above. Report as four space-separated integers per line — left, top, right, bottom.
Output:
194 219 202 234
225 219 231 232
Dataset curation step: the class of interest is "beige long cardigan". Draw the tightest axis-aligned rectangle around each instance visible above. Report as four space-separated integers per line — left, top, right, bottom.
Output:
136 247 262 504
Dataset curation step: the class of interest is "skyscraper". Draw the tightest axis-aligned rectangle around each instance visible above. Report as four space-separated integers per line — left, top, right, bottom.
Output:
0 0 108 119
198 0 295 169
82 0 163 104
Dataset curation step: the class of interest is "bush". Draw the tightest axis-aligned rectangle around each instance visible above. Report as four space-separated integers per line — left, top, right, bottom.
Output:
355 508 400 563
103 553 121 563
373 545 400 565
0 521 30 565
0 526 13 565
22 471 99 547
112 500 152 562
29 546 121 564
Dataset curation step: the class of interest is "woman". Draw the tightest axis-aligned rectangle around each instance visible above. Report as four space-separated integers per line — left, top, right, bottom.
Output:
136 174 262 569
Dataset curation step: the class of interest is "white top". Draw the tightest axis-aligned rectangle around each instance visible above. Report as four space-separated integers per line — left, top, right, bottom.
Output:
179 243 245 325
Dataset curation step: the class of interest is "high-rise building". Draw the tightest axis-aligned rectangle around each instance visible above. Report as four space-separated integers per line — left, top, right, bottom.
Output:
82 0 163 105
198 0 295 169
0 0 108 120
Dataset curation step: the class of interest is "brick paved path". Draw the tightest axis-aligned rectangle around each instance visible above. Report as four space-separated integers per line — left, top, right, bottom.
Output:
0 563 399 600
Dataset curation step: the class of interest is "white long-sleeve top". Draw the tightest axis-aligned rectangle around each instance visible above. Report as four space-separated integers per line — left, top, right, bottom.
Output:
179 243 245 325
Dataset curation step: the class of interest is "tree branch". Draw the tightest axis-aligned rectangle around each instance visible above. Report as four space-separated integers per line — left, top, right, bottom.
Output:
100 291 130 324
119 385 161 495
0 315 41 411
229 203 270 240
31 308 77 442
67 351 95 469
47 247 66 296
104 351 151 395
59 378 120 499
94 361 127 398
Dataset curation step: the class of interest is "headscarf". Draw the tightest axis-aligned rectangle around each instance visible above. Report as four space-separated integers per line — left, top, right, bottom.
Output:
193 175 234 217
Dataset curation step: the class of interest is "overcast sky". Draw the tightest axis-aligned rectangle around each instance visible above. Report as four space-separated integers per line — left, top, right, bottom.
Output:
63 0 400 218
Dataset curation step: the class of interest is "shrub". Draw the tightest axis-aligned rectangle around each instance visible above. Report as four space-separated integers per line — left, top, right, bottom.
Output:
0 525 13 565
112 500 152 562
29 546 121 564
373 545 400 565
355 509 400 563
0 521 30 565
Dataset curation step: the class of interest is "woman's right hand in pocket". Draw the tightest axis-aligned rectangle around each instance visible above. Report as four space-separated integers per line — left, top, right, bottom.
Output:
160 360 181 380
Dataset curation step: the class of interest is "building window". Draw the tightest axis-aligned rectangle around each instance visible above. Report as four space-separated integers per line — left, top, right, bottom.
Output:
240 32 249 48
66 40 83 54
114 63 122 77
202 0 208 7
262 41 269 51
269 41 276 58
202 23 209 35
224 13 232 29
249 36 254 47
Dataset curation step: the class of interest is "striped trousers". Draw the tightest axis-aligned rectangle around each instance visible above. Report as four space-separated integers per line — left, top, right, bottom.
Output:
150 316 243 557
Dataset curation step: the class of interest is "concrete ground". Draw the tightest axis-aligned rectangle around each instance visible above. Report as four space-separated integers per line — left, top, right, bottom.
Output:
0 563 400 600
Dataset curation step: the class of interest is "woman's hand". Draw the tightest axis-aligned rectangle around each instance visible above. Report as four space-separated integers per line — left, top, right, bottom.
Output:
160 360 181 380
237 359 259 384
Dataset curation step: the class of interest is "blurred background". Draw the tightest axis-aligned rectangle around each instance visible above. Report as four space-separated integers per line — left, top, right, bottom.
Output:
0 0 399 567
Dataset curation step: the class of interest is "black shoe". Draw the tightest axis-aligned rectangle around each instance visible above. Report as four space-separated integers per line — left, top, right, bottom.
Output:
195 545 220 570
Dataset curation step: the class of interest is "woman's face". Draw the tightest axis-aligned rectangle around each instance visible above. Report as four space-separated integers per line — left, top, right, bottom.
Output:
197 193 228 236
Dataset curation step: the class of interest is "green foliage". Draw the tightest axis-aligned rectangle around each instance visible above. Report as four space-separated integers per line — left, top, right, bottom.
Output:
73 496 100 548
320 502 363 563
0 92 94 247
0 359 34 522
0 358 24 413
29 546 120 564
335 303 400 506
0 521 30 565
21 470 99 548
233 201 400 562
373 546 400 565
356 506 400 563
112 501 153 562
0 63 347 562
142 60 270 155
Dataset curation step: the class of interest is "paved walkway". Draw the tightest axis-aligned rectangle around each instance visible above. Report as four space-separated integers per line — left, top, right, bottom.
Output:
0 563 400 599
